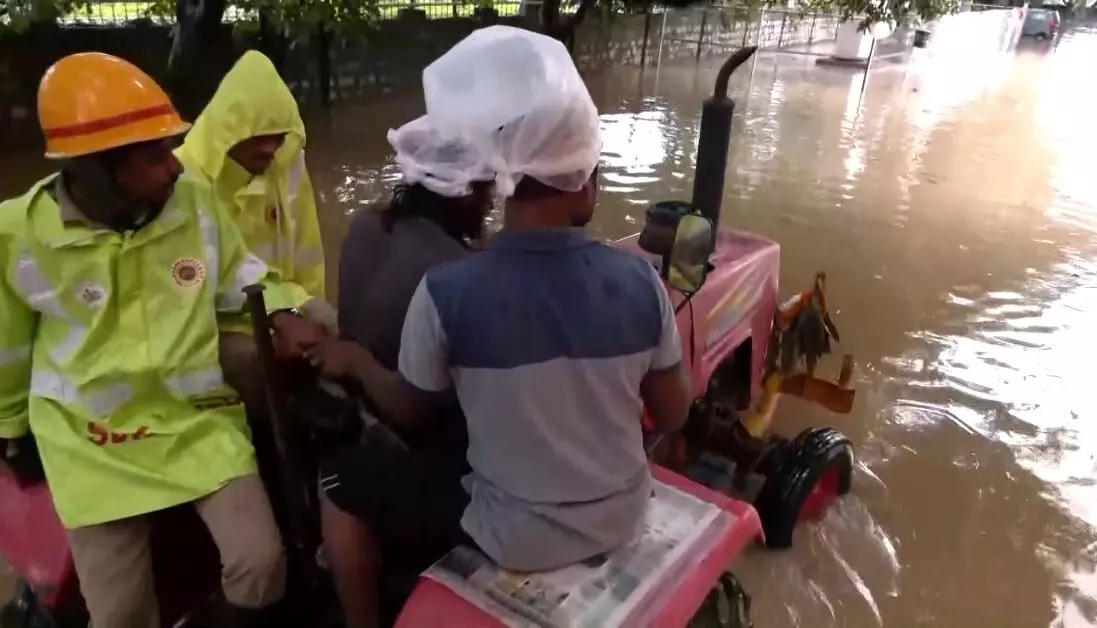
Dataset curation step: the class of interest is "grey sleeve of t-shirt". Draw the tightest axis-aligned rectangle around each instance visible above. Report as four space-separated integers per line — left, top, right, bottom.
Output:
647 264 683 371
397 277 453 393
337 210 384 335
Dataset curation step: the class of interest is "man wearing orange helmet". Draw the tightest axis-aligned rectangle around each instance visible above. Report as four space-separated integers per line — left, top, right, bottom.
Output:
0 53 323 627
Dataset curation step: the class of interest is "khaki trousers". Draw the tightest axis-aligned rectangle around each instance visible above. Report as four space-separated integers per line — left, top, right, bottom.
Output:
66 474 286 628
219 332 266 411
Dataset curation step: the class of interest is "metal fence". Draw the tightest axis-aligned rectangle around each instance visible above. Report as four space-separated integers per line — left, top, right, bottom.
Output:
54 0 539 26
43 0 1032 28
391 0 543 19
654 5 843 65
753 8 842 50
968 2 1021 11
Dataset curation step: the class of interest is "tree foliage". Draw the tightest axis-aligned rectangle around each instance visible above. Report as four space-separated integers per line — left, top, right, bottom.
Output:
799 0 959 26
0 0 84 33
214 0 381 42
0 0 381 43
0 0 956 46
539 0 956 49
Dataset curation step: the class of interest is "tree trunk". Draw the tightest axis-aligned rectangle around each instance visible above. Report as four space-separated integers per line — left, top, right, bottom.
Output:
257 12 289 71
540 0 598 52
540 0 563 35
169 0 227 71
167 0 229 117
316 23 333 107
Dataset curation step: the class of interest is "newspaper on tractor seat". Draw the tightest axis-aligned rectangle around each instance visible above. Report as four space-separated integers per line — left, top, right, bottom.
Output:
423 479 734 627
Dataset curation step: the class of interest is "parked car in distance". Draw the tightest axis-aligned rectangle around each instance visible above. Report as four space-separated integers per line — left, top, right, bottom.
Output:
1022 8 1061 39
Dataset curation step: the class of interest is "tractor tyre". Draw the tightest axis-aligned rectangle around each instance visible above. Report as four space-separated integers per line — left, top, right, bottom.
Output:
753 427 853 549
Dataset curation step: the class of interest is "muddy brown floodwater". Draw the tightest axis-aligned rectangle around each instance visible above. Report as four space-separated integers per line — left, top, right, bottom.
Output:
4 25 1097 628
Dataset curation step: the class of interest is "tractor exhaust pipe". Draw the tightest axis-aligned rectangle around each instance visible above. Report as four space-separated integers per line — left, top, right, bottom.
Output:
691 45 757 226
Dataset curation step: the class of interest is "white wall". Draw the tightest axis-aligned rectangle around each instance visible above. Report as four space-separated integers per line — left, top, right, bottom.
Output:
924 6 1025 58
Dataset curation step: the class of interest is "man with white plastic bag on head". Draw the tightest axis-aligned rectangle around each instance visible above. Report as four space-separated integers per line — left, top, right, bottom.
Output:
307 26 691 628
307 114 494 627
336 114 496 371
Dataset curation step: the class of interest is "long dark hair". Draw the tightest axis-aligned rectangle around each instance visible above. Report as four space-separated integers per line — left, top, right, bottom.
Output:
381 181 491 244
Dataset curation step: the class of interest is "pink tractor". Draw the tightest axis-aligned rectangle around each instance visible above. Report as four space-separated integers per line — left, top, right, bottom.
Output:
0 47 854 628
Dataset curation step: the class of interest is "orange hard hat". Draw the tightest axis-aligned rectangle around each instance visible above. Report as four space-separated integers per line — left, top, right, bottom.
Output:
38 52 191 159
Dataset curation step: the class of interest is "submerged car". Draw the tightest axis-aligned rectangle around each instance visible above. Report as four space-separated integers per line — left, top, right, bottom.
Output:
1022 8 1061 39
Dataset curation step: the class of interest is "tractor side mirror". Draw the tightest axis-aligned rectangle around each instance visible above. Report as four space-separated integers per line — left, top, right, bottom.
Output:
666 213 715 295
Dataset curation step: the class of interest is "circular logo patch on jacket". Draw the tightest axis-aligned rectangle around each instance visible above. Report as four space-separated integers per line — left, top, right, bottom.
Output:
76 283 107 309
171 257 205 288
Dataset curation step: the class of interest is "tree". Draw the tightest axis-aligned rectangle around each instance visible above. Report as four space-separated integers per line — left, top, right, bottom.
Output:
539 0 687 51
158 0 380 108
800 0 959 26
0 0 91 33
539 0 599 50
540 0 957 50
538 0 786 52
247 0 381 104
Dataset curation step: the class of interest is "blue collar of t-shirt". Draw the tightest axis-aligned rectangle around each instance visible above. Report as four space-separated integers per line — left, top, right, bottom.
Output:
488 227 592 252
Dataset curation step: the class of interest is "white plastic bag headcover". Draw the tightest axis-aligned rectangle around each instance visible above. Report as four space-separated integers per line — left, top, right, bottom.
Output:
387 115 495 198
422 26 601 198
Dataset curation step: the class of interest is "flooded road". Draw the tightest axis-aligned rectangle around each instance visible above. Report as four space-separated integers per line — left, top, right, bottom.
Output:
4 25 1097 627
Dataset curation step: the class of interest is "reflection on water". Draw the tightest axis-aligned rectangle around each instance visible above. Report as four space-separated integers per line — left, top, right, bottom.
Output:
3 25 1097 628
704 30 1097 628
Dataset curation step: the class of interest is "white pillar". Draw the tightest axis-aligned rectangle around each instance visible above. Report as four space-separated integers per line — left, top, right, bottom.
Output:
834 20 874 60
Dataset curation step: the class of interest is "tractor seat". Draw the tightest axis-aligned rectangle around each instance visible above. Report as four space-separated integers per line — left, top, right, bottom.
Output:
395 465 763 627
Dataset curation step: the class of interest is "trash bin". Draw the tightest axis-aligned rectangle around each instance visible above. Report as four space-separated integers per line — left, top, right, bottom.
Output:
913 28 930 48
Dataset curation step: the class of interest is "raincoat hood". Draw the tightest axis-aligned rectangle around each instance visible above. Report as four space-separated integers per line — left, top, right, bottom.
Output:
178 50 305 181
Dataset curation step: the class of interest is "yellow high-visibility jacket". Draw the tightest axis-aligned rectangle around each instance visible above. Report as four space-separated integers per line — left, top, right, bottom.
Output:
176 50 326 310
0 172 300 529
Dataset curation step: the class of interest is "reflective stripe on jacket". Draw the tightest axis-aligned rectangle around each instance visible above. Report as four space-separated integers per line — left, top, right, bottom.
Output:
176 50 325 305
0 172 298 528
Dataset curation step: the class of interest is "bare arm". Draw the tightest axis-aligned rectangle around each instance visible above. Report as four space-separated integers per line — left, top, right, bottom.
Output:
340 276 453 432
642 363 690 434
347 344 431 431
641 266 691 434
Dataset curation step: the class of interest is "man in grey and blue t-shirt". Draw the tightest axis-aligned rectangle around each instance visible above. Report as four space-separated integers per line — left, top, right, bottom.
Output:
399 174 691 570
315 173 693 628
309 27 691 628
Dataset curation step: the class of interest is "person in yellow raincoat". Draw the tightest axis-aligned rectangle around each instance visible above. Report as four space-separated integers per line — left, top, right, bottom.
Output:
176 50 334 330
0 53 325 628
